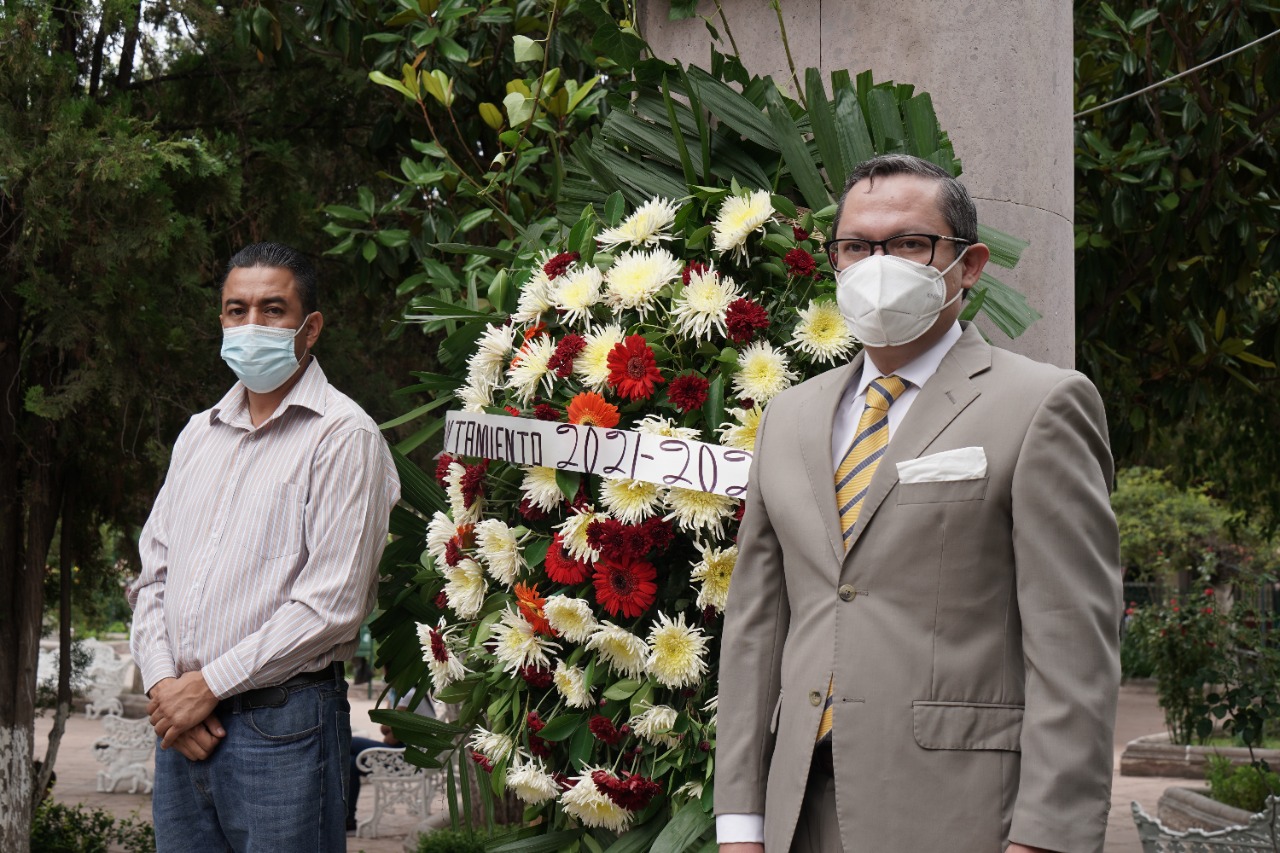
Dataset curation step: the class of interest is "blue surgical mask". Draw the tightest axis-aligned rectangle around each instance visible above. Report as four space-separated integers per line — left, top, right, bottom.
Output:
220 315 311 393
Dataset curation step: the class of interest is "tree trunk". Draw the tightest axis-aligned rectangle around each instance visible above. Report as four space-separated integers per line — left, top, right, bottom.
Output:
36 488 74 800
115 0 143 90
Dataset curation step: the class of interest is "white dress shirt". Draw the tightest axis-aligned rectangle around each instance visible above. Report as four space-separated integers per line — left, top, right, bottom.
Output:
716 322 963 844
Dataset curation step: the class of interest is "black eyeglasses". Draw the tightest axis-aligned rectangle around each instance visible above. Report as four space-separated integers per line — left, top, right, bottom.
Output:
824 234 971 270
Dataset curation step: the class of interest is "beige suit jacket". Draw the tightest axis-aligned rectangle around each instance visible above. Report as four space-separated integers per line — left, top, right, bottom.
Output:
714 324 1121 852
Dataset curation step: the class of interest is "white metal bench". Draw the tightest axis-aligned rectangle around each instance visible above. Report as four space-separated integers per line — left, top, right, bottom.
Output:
1132 797 1279 851
354 746 437 838
81 639 134 719
93 715 155 794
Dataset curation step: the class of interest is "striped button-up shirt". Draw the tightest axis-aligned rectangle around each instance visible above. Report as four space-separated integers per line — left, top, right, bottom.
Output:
129 359 400 699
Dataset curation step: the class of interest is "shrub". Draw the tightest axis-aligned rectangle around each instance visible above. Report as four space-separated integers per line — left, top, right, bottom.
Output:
417 828 489 853
30 800 154 853
1205 755 1280 813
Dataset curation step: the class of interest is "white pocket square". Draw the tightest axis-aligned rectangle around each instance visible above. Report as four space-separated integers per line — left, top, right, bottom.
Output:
896 447 987 484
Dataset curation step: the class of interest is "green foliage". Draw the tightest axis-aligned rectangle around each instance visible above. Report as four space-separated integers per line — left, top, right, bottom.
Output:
34 640 91 712
1205 755 1280 814
29 800 154 853
416 828 489 853
1074 0 1280 527
1119 617 1154 680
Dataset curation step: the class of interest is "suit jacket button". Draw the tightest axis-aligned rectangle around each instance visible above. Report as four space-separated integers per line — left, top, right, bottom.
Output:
809 690 822 706
838 584 855 602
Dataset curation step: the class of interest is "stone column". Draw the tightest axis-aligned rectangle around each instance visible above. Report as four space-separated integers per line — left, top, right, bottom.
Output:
637 0 1075 368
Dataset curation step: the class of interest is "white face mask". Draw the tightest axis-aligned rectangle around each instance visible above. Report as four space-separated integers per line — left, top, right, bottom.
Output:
220 315 311 393
835 250 968 347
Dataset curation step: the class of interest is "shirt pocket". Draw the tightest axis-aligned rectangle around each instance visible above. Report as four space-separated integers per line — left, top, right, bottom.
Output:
911 700 1022 751
239 482 305 560
896 477 988 505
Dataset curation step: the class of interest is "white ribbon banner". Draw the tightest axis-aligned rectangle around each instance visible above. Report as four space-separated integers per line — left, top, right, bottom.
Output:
442 410 752 498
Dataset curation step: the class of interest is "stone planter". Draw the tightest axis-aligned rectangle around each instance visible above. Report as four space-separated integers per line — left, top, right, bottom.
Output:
1120 731 1280 778
1156 786 1257 832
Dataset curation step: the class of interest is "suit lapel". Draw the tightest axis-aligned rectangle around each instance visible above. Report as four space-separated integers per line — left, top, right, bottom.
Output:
840 325 993 559
798 354 863 565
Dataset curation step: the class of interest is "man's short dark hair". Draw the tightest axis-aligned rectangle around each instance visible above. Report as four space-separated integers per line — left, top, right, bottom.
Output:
220 242 319 316
834 154 979 246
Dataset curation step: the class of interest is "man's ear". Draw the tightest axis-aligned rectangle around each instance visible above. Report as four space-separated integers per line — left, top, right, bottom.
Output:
959 243 990 291
301 312 324 355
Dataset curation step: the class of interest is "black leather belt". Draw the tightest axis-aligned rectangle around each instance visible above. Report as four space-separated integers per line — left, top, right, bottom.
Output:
234 662 343 710
810 738 834 778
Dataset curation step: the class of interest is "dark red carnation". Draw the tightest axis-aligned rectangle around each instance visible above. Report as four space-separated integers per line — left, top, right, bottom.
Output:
784 247 818 278
593 553 658 619
588 715 624 745
606 335 664 401
527 711 546 733
534 403 562 422
428 626 449 662
543 251 580 279
529 733 552 758
460 460 489 507
724 298 770 343
434 590 449 610
547 333 587 378
587 517 673 563
667 374 710 413
520 664 554 689
682 260 709 285
737 397 755 409
434 453 456 486
591 770 663 811
792 225 811 242
641 517 674 553
443 539 464 567
544 534 592 584
518 497 550 522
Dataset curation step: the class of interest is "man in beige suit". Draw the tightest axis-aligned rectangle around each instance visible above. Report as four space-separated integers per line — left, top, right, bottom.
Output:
714 154 1121 853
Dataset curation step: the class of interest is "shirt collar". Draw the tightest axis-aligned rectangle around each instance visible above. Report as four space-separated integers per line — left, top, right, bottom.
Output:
855 321 963 398
210 357 329 429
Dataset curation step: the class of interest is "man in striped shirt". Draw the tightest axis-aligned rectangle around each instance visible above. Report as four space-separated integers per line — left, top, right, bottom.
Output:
129 242 400 851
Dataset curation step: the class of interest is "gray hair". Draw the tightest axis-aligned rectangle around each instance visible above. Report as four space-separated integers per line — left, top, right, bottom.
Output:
834 154 978 246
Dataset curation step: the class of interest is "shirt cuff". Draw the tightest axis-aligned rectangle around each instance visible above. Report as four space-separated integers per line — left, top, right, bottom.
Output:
139 656 178 696
716 813 765 844
201 649 252 700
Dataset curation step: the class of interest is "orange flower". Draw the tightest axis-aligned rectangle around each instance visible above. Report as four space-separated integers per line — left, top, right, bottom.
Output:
567 392 620 428
515 582 556 636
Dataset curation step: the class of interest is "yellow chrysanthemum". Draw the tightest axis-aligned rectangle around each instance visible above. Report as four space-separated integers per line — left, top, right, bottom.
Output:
664 487 736 536
512 260 557 324
553 660 594 708
468 726 516 764
599 476 664 524
789 299 856 364
586 620 648 678
456 381 493 413
668 267 739 341
575 324 625 391
596 197 679 249
712 189 774 257
443 558 487 618
556 507 604 563
416 618 468 689
520 466 563 513
445 462 483 524
559 768 633 832
646 612 709 689
603 248 681 317
553 265 604 327
634 414 699 441
690 543 737 612
489 607 560 674
733 340 798 404
507 760 559 805
543 595 598 643
718 405 762 451
629 704 680 747
425 511 456 564
466 323 517 390
506 335 556 403
474 518 523 586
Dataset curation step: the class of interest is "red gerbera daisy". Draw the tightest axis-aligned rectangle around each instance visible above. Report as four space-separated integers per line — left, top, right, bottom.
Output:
724 298 770 343
667 374 710 413
592 553 658 618
605 335 664 401
784 247 818 278
544 534 592 584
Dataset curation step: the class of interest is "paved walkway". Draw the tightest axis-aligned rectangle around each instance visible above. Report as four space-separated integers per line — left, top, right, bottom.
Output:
34 681 1179 851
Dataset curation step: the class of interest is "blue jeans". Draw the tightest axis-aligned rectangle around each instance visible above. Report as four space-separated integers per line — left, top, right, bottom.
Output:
153 678 351 852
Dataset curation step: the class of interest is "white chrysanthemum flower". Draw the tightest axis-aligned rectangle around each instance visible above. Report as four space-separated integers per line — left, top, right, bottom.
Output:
789 299 856 364
445 462 483 524
646 612 710 689
733 340 798 404
416 619 469 690
630 704 680 747
603 248 681 318
466 323 517 389
469 726 516 764
664 487 736 537
553 660 594 708
506 335 556 403
519 466 563 513
555 507 603 563
586 621 648 679
559 768 632 832
442 558 487 619
634 414 700 441
575 324 625 391
702 694 718 727
489 607 560 675
512 261 557 324
506 759 559 805
425 511 456 564
718 405 763 451
543 595 598 643
474 518 523 586
690 543 737 612
669 267 740 341
553 265 604 327
456 380 494 413
673 780 704 799
712 190 774 257
596 197 679 249
599 477 664 524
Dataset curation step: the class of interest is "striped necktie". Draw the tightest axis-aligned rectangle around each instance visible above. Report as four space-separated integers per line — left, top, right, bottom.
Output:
817 374 908 743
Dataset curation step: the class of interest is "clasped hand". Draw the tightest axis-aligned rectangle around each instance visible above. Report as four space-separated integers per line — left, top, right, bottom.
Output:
148 671 224 760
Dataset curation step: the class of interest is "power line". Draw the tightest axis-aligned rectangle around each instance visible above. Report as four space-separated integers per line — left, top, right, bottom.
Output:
1074 27 1280 119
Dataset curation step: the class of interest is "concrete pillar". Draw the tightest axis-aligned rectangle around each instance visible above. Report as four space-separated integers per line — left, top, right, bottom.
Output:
637 0 1075 368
